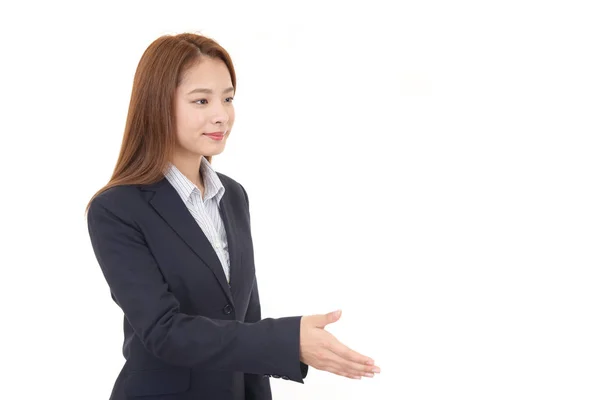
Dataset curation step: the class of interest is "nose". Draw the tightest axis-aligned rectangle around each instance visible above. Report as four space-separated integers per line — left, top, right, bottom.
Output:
211 103 229 126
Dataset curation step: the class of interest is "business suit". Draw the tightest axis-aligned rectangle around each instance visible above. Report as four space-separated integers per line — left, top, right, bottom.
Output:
87 172 308 400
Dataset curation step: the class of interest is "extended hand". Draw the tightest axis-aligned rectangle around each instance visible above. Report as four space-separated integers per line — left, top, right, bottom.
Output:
300 310 381 380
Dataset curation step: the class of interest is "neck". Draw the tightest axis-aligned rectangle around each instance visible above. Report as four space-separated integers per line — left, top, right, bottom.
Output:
171 153 204 188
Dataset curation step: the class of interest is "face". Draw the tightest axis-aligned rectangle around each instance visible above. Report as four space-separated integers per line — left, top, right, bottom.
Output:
172 57 235 162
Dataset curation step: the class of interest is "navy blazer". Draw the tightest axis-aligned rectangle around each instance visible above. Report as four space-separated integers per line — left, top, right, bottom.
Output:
87 172 308 400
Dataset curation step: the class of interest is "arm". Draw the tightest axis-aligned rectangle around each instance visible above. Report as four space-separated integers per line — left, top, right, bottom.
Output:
244 280 309 399
86 194 305 382
239 185 309 399
244 278 272 399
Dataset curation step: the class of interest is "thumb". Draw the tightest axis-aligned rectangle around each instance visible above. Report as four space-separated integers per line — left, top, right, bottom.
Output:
316 309 342 328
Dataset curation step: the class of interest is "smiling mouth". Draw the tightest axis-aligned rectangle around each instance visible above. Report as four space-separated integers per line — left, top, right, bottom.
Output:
204 132 226 141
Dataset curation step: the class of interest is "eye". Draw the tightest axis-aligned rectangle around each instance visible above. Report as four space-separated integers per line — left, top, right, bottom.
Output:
225 97 234 103
194 99 208 105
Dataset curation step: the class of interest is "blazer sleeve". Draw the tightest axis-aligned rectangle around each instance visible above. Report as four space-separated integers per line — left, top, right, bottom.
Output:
239 185 309 400
244 278 273 399
86 193 306 383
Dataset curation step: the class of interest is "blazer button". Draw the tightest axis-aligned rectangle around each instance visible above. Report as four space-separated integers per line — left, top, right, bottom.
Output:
223 304 233 315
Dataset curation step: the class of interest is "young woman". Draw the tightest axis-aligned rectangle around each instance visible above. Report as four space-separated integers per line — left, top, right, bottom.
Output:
86 32 380 400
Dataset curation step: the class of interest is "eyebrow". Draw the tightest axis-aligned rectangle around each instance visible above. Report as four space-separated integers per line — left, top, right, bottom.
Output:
186 87 235 95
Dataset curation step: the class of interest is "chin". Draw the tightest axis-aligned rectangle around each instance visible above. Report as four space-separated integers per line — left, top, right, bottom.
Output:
202 147 226 157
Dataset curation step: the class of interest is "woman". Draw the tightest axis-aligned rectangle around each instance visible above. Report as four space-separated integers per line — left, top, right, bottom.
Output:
86 33 380 400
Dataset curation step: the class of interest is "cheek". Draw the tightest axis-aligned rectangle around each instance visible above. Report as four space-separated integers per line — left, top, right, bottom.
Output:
175 121 205 149
177 108 208 134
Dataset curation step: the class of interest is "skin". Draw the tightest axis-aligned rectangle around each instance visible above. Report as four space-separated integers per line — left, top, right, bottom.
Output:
171 57 381 380
172 56 235 197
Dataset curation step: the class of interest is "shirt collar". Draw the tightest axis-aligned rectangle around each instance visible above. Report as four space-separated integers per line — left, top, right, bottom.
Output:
164 157 225 204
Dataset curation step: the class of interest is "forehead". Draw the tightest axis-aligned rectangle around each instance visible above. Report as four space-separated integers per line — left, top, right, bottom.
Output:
178 57 232 90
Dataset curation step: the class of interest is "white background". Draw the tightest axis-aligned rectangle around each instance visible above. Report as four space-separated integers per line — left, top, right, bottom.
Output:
1 1 599 399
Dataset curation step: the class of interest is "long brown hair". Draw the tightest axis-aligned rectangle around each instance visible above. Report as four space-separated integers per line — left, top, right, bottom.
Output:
85 33 236 213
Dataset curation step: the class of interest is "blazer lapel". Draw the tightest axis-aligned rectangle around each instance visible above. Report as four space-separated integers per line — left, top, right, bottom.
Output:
218 189 242 300
144 178 234 306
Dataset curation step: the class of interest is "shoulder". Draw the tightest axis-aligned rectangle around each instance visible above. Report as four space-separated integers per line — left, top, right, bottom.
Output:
215 171 240 190
216 172 249 206
91 184 145 209
87 184 147 224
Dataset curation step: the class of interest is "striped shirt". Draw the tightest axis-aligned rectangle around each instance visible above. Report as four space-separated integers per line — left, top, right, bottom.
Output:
164 157 230 282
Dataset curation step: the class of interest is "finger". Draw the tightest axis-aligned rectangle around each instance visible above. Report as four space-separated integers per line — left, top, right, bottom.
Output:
329 340 376 368
324 350 379 377
311 347 373 377
315 310 342 328
326 366 362 380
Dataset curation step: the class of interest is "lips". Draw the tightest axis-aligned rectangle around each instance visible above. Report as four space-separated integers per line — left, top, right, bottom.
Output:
204 132 225 139
203 131 226 142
